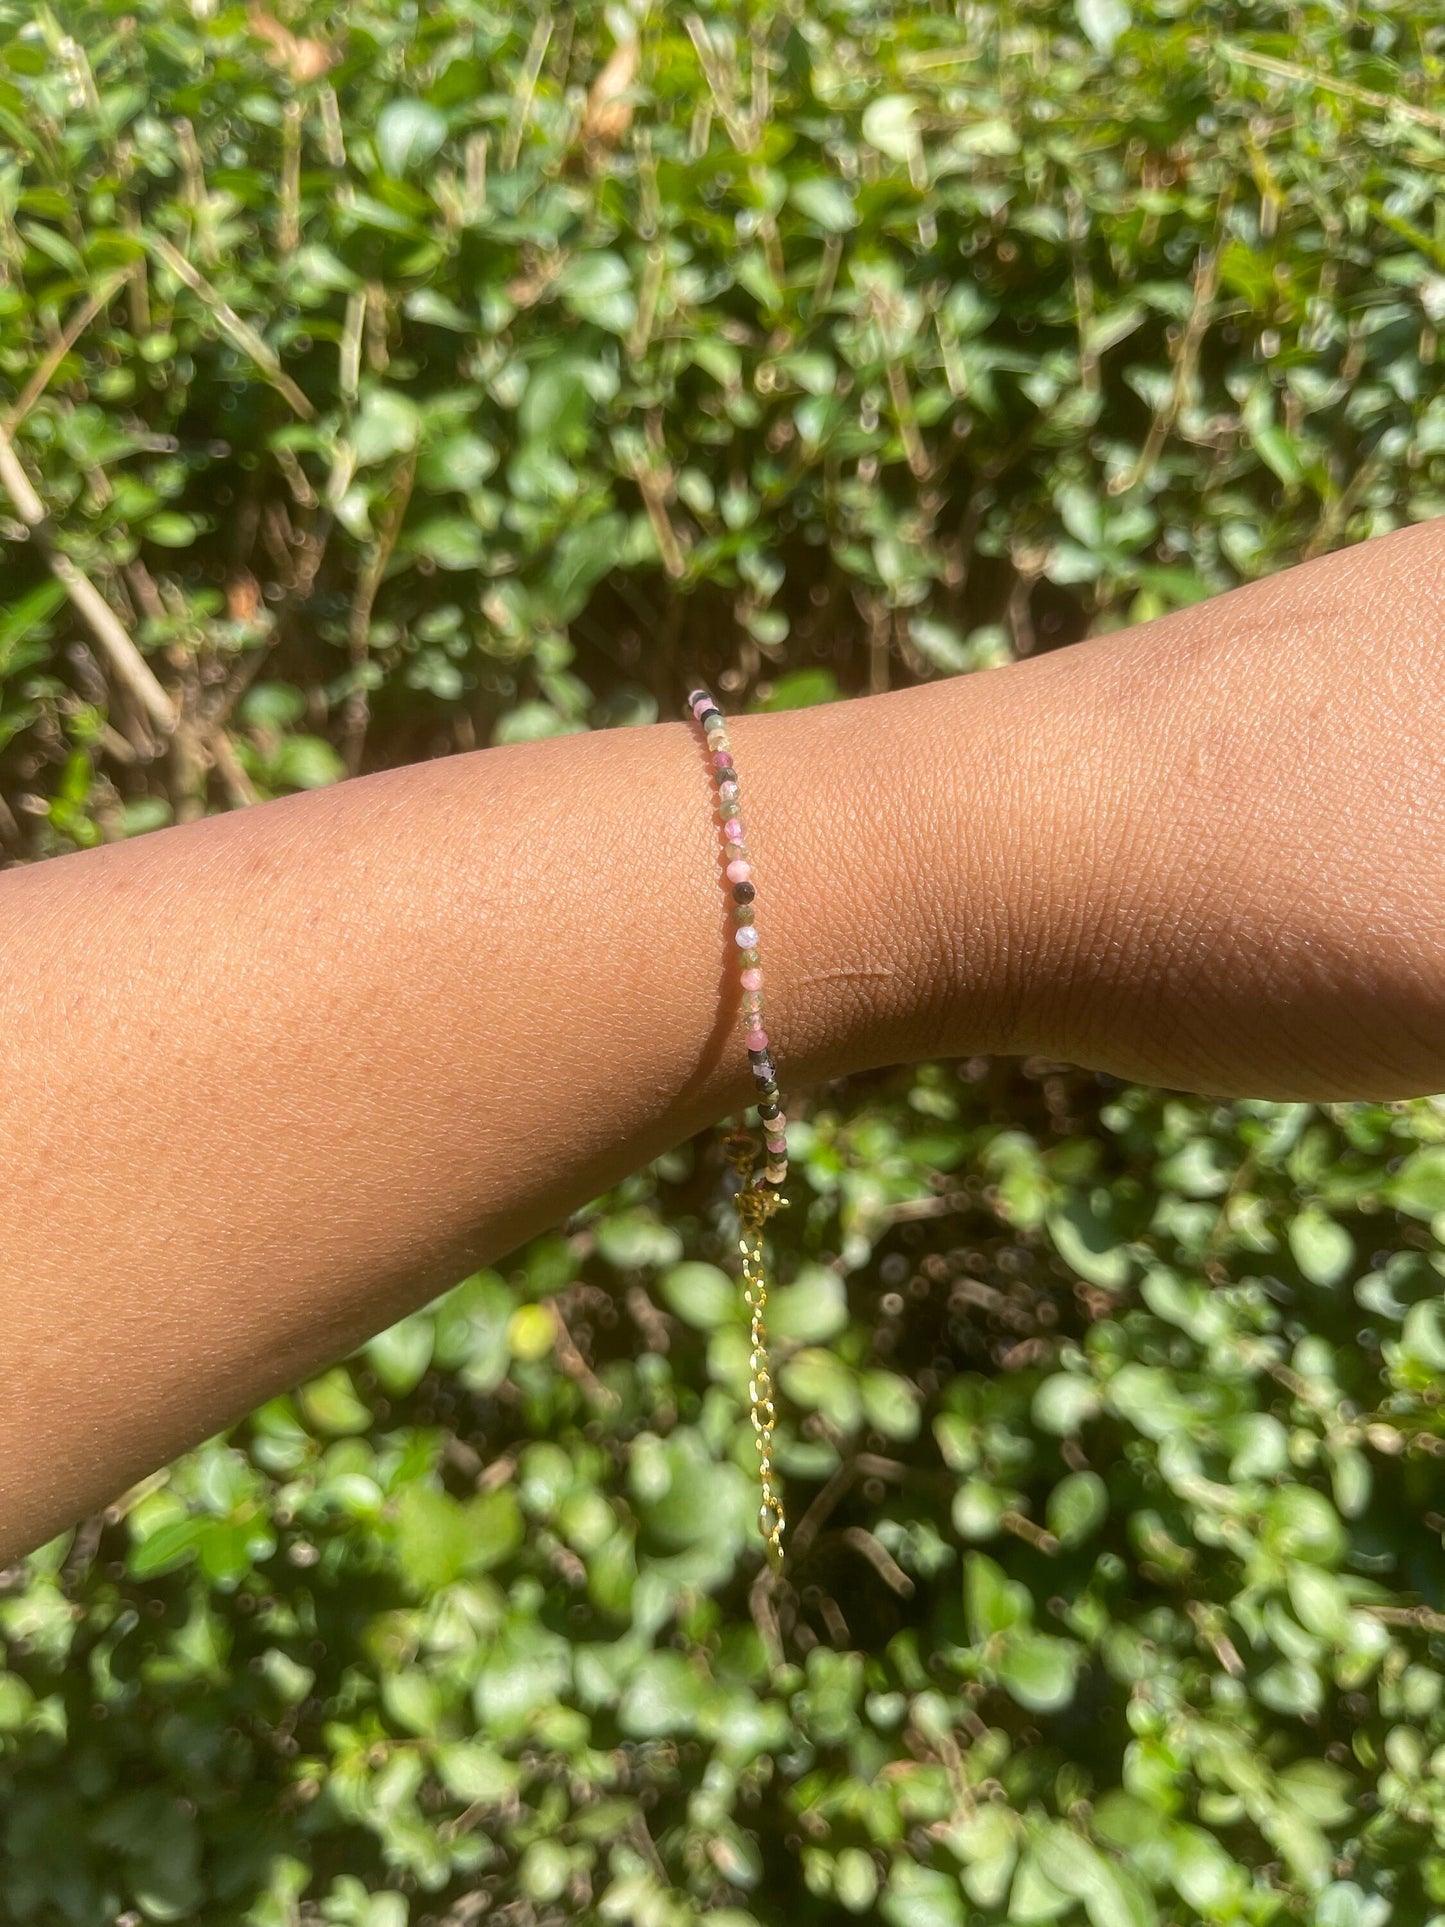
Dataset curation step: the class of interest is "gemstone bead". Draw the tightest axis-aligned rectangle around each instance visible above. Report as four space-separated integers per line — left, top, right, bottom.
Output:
740 966 762 990
745 1027 768 1051
726 860 752 884
765 1134 787 1155
735 925 758 948
712 750 733 770
719 780 740 802
723 820 745 842
734 904 754 924
741 992 764 1016
739 947 760 967
719 800 741 821
732 880 755 903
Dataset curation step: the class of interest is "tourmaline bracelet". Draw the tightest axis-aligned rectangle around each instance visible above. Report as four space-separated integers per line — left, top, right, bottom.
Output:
687 685 788 1569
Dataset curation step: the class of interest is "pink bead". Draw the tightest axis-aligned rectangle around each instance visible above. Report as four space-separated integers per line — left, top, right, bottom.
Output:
723 820 744 842
740 967 762 991
719 780 740 802
766 1136 787 1155
726 860 752 884
745 1028 768 1051
712 750 732 769
735 925 758 948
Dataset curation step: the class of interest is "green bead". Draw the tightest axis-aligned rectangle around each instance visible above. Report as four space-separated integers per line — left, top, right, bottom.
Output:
740 947 760 968
734 904 754 924
718 800 741 820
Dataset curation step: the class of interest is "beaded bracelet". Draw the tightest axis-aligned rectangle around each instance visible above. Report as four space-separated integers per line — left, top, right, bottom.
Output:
687 685 789 1569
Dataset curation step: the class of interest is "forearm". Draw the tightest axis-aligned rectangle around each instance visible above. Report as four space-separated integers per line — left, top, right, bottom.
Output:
0 679 1019 1557
7 513 1445 1558
1000 515 1445 1100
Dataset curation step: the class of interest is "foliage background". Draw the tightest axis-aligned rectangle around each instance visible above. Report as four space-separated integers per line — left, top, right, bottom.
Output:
5 0 1445 1921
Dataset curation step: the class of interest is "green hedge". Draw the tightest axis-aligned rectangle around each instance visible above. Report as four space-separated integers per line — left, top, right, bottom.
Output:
5 0 1445 1921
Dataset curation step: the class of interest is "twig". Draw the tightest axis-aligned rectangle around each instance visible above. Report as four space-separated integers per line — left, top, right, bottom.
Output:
685 16 753 153
207 722 261 807
502 14 553 172
629 458 688 578
1365 1603 1445 1634
0 440 177 736
748 1559 785 1668
1113 219 1226 496
837 1525 915 1597
280 99 302 255
1217 42 1445 135
145 234 316 421
340 452 414 774
2 271 127 433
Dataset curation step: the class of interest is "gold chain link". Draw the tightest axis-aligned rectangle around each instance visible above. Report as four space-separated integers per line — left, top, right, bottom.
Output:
727 1133 786 1570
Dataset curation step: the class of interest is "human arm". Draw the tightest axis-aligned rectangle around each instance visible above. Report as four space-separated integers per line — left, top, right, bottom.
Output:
4 516 1445 1557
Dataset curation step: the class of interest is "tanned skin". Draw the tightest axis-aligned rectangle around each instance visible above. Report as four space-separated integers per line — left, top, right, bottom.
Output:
3 518 1444 1557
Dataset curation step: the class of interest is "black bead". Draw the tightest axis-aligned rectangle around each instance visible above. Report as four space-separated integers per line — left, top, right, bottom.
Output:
698 707 723 729
732 881 755 904
747 1047 771 1064
757 1097 781 1119
714 764 736 786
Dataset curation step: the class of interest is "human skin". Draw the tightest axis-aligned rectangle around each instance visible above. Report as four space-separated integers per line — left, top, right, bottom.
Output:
2 517 1445 1559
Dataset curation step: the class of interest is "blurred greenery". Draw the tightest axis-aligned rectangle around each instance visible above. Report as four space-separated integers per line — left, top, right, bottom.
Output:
4 0 1445 1920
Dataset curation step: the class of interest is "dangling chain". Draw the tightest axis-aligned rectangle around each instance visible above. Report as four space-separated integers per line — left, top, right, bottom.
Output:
687 685 791 1571
726 1129 787 1569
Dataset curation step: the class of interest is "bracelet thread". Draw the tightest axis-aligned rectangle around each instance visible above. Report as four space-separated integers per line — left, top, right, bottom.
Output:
688 686 788 1571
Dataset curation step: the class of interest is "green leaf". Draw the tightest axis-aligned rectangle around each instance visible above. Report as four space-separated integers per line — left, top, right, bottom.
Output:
146 511 202 547
618 1650 709 1737
861 96 919 163
1288 1209 1354 1288
298 1366 372 1435
1047 1471 1108 1546
964 1553 1031 1641
410 514 486 570
128 1515 204 1580
596 1209 683 1270
769 1265 849 1342
1400 1297 1445 1368
1386 1146 1445 1217
556 251 636 332
364 1312 434 1395
880 1863 967 1927
351 387 421 465
1032 1373 1101 1436
660 1261 736 1329
996 1632 1082 1714
376 99 447 176
1076 0 1131 55
789 175 858 233
275 735 345 790
1047 1189 1131 1289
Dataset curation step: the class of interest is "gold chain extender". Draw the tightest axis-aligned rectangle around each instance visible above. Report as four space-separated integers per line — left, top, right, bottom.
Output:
726 1129 787 1570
